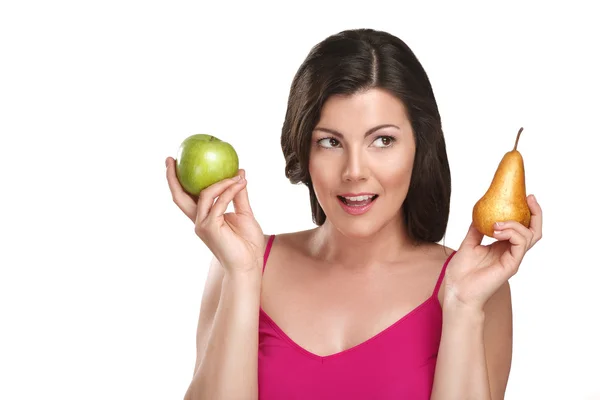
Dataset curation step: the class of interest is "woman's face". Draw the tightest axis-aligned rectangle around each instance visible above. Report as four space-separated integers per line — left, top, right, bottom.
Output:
308 88 416 238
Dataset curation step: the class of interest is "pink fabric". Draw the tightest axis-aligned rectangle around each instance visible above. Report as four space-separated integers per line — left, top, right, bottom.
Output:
258 235 456 399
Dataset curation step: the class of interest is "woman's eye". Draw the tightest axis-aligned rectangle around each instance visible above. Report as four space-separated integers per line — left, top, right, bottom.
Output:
372 136 395 148
318 138 341 148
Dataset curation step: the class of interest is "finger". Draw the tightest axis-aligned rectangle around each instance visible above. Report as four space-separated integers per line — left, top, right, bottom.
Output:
205 176 248 221
196 173 244 221
165 157 197 221
493 227 528 261
460 222 484 250
232 169 254 216
493 220 534 250
527 194 543 246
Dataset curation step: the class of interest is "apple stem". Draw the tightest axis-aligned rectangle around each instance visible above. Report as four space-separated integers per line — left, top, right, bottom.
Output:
513 127 523 151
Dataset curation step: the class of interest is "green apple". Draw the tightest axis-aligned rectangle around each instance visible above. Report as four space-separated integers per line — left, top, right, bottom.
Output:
175 134 239 196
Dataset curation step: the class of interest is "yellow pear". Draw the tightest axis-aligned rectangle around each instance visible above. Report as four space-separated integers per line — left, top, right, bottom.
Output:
472 127 531 237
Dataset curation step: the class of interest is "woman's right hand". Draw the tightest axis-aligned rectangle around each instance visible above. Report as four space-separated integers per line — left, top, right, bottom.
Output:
165 157 265 274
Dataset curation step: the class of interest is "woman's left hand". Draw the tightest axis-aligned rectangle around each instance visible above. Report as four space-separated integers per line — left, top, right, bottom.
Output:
444 194 543 311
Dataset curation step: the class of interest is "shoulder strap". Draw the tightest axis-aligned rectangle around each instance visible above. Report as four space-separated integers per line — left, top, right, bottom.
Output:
432 250 457 297
262 235 276 274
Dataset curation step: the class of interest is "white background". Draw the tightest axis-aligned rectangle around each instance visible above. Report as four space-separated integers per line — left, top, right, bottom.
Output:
1 0 598 399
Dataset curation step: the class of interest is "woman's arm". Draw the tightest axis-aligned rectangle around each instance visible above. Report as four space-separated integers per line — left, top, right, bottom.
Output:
183 256 262 400
165 159 266 400
431 281 513 400
431 194 542 399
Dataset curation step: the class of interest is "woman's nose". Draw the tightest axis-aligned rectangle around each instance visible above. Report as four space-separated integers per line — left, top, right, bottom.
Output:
341 151 369 182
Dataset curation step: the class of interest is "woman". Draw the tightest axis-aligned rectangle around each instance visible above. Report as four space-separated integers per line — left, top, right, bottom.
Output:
166 28 543 400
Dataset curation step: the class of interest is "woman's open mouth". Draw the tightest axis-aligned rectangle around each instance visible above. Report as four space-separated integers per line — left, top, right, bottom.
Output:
337 194 379 215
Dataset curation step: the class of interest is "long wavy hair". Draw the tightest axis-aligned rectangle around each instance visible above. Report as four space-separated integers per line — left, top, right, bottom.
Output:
280 28 451 243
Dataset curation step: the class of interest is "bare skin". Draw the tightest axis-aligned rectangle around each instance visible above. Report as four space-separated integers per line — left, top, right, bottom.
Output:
260 229 453 358
170 87 542 399
258 88 455 357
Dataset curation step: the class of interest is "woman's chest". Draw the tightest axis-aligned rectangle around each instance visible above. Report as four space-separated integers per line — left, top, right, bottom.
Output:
258 295 443 400
260 263 441 358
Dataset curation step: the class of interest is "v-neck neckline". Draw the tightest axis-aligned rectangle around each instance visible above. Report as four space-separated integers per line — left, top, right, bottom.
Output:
259 294 440 361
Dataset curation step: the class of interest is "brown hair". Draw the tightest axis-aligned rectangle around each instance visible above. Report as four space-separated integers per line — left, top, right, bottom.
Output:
280 28 451 243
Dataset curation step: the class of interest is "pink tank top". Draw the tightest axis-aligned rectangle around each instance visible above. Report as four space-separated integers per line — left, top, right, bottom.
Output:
258 235 456 399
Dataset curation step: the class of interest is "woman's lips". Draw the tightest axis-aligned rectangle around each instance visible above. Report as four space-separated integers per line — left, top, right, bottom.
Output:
337 195 378 215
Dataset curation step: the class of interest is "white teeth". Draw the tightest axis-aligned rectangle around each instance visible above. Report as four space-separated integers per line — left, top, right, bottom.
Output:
343 195 374 201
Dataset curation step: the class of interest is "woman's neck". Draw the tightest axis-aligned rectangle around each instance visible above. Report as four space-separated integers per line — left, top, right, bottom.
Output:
308 215 420 269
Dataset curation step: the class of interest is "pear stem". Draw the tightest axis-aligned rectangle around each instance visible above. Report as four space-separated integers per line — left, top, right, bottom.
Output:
513 127 524 151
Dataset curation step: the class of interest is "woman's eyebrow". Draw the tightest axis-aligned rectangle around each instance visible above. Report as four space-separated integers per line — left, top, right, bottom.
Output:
313 124 401 138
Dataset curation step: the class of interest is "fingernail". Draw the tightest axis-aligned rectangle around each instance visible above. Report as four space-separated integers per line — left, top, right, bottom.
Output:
494 230 502 236
495 221 504 227
233 175 242 181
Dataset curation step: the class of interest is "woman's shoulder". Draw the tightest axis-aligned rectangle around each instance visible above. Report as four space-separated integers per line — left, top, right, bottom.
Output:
261 231 456 263
410 240 455 262
262 229 315 249
427 242 457 263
